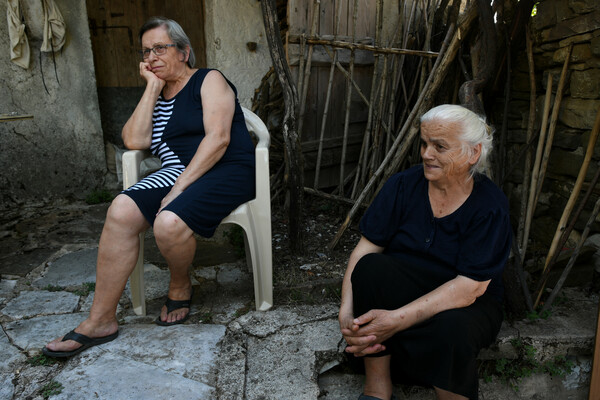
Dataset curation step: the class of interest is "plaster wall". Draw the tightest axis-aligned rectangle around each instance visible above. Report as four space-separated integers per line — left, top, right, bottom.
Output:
203 0 272 108
0 0 105 204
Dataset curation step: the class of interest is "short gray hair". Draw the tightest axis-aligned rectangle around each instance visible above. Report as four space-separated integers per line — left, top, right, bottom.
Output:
139 17 195 68
420 104 493 176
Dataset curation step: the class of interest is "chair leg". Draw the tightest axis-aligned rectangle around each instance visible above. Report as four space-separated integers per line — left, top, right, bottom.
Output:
129 232 146 316
248 217 273 311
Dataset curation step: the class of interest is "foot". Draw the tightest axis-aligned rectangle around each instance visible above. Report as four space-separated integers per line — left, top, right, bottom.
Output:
157 284 193 325
43 318 119 354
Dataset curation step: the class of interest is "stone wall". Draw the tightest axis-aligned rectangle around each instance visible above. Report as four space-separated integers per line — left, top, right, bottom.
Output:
502 0 600 249
203 0 272 109
0 0 106 204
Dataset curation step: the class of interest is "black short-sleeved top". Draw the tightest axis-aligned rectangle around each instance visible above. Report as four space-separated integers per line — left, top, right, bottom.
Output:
359 165 512 301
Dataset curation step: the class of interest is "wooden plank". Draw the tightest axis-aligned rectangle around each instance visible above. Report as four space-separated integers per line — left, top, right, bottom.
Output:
288 0 309 35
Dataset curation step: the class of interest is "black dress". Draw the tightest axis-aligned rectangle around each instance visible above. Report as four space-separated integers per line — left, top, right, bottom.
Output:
123 69 255 237
352 165 511 399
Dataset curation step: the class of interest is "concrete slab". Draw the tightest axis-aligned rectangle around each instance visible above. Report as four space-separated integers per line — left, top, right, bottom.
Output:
229 305 342 400
0 373 15 400
101 323 226 383
52 351 214 400
4 313 87 354
0 247 58 276
1 290 79 319
32 248 97 288
0 328 26 372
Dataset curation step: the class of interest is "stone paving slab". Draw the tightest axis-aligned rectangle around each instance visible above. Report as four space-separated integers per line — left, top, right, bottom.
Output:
32 248 97 288
102 323 226 383
4 313 87 354
1 290 80 319
52 351 215 400
0 328 26 372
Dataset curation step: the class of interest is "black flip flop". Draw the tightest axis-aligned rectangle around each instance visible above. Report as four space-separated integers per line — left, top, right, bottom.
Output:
42 329 119 358
155 288 194 326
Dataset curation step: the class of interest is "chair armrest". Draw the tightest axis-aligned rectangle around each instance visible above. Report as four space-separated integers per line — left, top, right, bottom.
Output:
122 150 152 190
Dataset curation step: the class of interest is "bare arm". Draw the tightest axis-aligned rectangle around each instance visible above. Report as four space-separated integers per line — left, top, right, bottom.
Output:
122 62 166 149
158 70 235 211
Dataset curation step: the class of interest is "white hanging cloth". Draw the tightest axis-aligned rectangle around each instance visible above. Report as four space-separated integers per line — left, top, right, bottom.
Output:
40 0 66 52
6 0 30 68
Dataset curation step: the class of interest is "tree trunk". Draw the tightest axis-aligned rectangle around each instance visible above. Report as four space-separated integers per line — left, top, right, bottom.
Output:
261 0 304 253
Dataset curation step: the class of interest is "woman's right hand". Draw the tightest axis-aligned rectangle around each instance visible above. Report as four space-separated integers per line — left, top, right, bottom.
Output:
139 61 166 88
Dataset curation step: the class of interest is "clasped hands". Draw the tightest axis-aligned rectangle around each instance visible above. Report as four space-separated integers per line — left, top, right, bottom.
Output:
340 309 401 357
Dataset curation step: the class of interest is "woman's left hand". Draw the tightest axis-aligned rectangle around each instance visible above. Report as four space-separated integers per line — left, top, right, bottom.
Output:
342 309 401 356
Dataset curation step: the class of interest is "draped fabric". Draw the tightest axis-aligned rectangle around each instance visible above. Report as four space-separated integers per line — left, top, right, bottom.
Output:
6 0 30 68
41 0 66 52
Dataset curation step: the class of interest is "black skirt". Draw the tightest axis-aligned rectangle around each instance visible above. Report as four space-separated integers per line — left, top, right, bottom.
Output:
350 253 503 400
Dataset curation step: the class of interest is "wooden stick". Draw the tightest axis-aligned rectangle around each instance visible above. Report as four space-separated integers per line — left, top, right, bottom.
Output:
304 187 370 208
532 160 600 308
328 13 467 249
521 73 553 255
541 195 600 313
534 44 573 206
516 26 537 251
313 0 343 189
355 0 384 196
338 0 360 197
589 299 600 400
534 105 600 308
287 35 439 58
297 0 321 140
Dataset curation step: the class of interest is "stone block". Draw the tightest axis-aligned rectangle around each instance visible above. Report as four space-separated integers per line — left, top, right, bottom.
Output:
568 0 599 14
592 35 600 56
586 56 600 68
548 148 584 179
553 44 592 64
571 69 600 99
32 248 97 289
560 98 600 129
544 11 600 43
1 290 80 319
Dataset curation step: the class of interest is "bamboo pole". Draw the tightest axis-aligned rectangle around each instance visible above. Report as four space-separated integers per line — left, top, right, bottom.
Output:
534 105 600 308
287 35 439 58
534 44 573 206
297 0 321 139
541 195 600 313
338 0 359 197
516 26 537 250
328 19 465 249
354 0 384 197
521 73 553 255
313 0 343 189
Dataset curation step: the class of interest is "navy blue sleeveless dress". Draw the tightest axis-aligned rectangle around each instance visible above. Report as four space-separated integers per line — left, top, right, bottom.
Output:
123 69 256 237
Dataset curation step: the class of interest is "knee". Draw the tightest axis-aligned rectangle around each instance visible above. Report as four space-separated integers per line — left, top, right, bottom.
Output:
154 211 190 245
351 253 385 285
106 194 144 227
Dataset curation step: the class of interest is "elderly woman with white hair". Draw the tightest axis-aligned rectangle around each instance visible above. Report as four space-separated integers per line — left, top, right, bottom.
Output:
339 104 511 400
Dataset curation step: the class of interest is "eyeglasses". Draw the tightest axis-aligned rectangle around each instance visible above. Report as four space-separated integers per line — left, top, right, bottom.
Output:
139 44 176 60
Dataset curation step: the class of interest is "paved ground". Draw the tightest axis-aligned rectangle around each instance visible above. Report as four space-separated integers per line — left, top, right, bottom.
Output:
0 200 598 399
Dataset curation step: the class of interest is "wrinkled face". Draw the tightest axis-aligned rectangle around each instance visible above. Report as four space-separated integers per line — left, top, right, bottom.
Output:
420 120 479 184
141 26 186 80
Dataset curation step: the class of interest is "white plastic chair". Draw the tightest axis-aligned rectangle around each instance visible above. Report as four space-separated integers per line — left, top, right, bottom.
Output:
122 107 273 314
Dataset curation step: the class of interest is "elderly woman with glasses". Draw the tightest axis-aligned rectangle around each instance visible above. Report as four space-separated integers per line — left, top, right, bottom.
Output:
43 17 255 357
339 105 511 400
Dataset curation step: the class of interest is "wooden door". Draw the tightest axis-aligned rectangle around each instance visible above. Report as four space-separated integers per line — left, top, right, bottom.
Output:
86 0 206 87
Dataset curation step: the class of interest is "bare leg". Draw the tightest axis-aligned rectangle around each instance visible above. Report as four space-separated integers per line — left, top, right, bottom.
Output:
45 194 149 352
363 355 393 400
154 210 195 324
434 387 468 400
